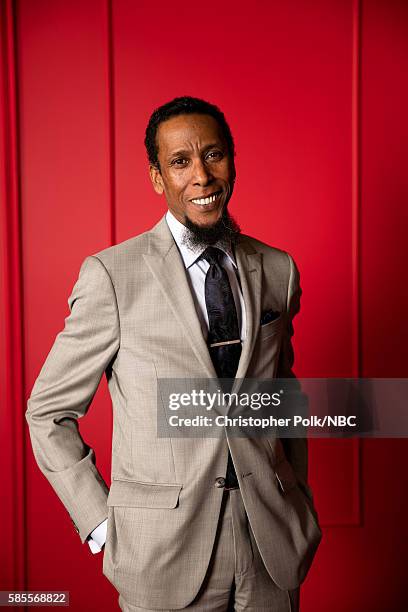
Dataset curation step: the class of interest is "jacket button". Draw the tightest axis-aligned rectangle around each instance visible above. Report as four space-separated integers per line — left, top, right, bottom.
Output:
215 477 226 488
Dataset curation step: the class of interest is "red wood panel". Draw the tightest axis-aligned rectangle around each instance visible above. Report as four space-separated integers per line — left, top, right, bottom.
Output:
113 0 353 373
17 1 115 609
359 0 408 608
361 0 408 378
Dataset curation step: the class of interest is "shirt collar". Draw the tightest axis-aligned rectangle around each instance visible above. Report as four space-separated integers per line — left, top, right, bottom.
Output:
165 209 237 270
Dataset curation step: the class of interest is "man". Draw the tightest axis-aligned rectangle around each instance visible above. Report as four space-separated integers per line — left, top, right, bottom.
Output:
26 96 322 611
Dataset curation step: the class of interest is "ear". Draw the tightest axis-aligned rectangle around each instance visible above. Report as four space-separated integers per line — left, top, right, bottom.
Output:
149 164 164 195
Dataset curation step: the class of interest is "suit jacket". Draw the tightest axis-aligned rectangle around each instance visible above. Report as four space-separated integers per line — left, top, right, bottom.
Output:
26 214 322 609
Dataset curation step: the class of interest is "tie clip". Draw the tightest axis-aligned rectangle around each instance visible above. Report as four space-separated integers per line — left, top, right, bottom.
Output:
209 339 241 348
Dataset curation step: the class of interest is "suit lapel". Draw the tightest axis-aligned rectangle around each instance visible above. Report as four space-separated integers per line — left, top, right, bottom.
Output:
143 216 217 378
233 241 262 390
142 215 263 383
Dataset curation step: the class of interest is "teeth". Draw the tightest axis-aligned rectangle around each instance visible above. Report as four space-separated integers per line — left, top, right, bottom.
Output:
191 193 219 205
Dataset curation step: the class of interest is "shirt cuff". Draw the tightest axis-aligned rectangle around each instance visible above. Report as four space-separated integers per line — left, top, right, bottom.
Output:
87 518 108 554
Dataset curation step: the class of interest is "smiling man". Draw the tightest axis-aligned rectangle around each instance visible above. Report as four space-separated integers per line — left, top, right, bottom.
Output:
26 96 322 611
148 107 240 250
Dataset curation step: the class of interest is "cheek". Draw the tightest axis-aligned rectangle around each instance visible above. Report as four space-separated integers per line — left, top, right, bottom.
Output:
216 163 233 183
166 171 189 193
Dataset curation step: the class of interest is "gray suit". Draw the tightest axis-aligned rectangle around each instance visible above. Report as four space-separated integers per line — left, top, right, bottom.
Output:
26 214 322 609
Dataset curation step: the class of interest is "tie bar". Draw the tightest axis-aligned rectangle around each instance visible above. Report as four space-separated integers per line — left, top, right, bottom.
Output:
209 339 241 348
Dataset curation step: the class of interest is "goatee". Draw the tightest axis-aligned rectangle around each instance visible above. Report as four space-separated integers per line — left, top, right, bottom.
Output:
181 207 241 251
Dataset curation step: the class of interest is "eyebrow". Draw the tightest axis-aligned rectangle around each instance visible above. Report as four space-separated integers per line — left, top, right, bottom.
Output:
167 143 224 160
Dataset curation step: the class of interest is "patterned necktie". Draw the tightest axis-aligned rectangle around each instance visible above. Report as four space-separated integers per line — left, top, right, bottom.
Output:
202 246 241 488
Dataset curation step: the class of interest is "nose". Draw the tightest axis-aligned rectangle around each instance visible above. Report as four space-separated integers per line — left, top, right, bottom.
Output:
192 158 213 186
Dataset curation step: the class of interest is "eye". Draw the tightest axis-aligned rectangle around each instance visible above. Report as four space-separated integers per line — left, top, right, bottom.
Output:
205 150 223 161
171 157 188 167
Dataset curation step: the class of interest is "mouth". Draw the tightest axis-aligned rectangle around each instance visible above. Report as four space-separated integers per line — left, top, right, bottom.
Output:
190 191 222 206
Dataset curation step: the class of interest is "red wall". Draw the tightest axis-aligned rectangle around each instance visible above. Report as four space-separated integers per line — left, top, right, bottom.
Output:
1 0 407 610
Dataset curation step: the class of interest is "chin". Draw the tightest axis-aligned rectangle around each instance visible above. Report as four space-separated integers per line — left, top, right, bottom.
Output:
191 206 224 225
197 212 220 225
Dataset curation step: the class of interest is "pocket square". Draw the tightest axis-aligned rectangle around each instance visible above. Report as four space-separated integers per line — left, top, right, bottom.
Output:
260 309 281 325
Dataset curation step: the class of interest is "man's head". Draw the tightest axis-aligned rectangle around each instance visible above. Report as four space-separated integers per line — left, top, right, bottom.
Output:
145 96 241 248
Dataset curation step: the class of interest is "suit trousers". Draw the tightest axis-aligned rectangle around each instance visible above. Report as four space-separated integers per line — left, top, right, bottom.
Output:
118 488 300 612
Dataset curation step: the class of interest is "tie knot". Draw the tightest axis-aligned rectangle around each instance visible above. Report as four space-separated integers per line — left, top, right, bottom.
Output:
201 246 223 267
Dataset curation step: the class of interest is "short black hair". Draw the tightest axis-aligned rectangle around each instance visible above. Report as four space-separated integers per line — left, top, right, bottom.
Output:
144 96 235 169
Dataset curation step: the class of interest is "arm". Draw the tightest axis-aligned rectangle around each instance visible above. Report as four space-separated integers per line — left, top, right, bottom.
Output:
25 255 120 543
277 253 314 501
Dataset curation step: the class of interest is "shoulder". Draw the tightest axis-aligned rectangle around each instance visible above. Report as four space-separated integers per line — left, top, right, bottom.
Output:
238 233 297 275
86 229 151 274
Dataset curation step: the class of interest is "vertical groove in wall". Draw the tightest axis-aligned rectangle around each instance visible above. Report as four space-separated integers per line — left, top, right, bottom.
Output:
0 0 27 591
106 0 116 460
352 0 363 527
107 0 116 247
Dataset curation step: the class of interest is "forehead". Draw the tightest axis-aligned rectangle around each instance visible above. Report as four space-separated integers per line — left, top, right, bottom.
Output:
156 113 225 154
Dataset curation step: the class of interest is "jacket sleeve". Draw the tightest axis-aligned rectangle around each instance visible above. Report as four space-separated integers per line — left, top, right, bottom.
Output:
25 255 120 543
276 253 314 503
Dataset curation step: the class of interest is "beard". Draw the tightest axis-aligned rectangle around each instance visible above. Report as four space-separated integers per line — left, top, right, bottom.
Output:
181 206 241 251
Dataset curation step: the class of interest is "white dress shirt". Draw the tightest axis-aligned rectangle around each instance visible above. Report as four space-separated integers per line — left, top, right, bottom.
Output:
87 209 246 553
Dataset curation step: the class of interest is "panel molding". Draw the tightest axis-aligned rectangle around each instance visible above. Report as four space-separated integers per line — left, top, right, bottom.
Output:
0 0 27 591
350 0 363 527
107 0 116 247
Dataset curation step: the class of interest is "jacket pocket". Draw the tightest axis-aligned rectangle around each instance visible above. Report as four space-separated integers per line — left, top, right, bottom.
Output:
273 458 298 493
274 458 321 528
107 479 183 508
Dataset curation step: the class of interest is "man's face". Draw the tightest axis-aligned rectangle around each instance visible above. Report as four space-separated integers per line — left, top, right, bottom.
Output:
149 113 235 227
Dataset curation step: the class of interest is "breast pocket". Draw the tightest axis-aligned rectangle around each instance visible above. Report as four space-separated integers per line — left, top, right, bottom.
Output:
259 314 284 341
